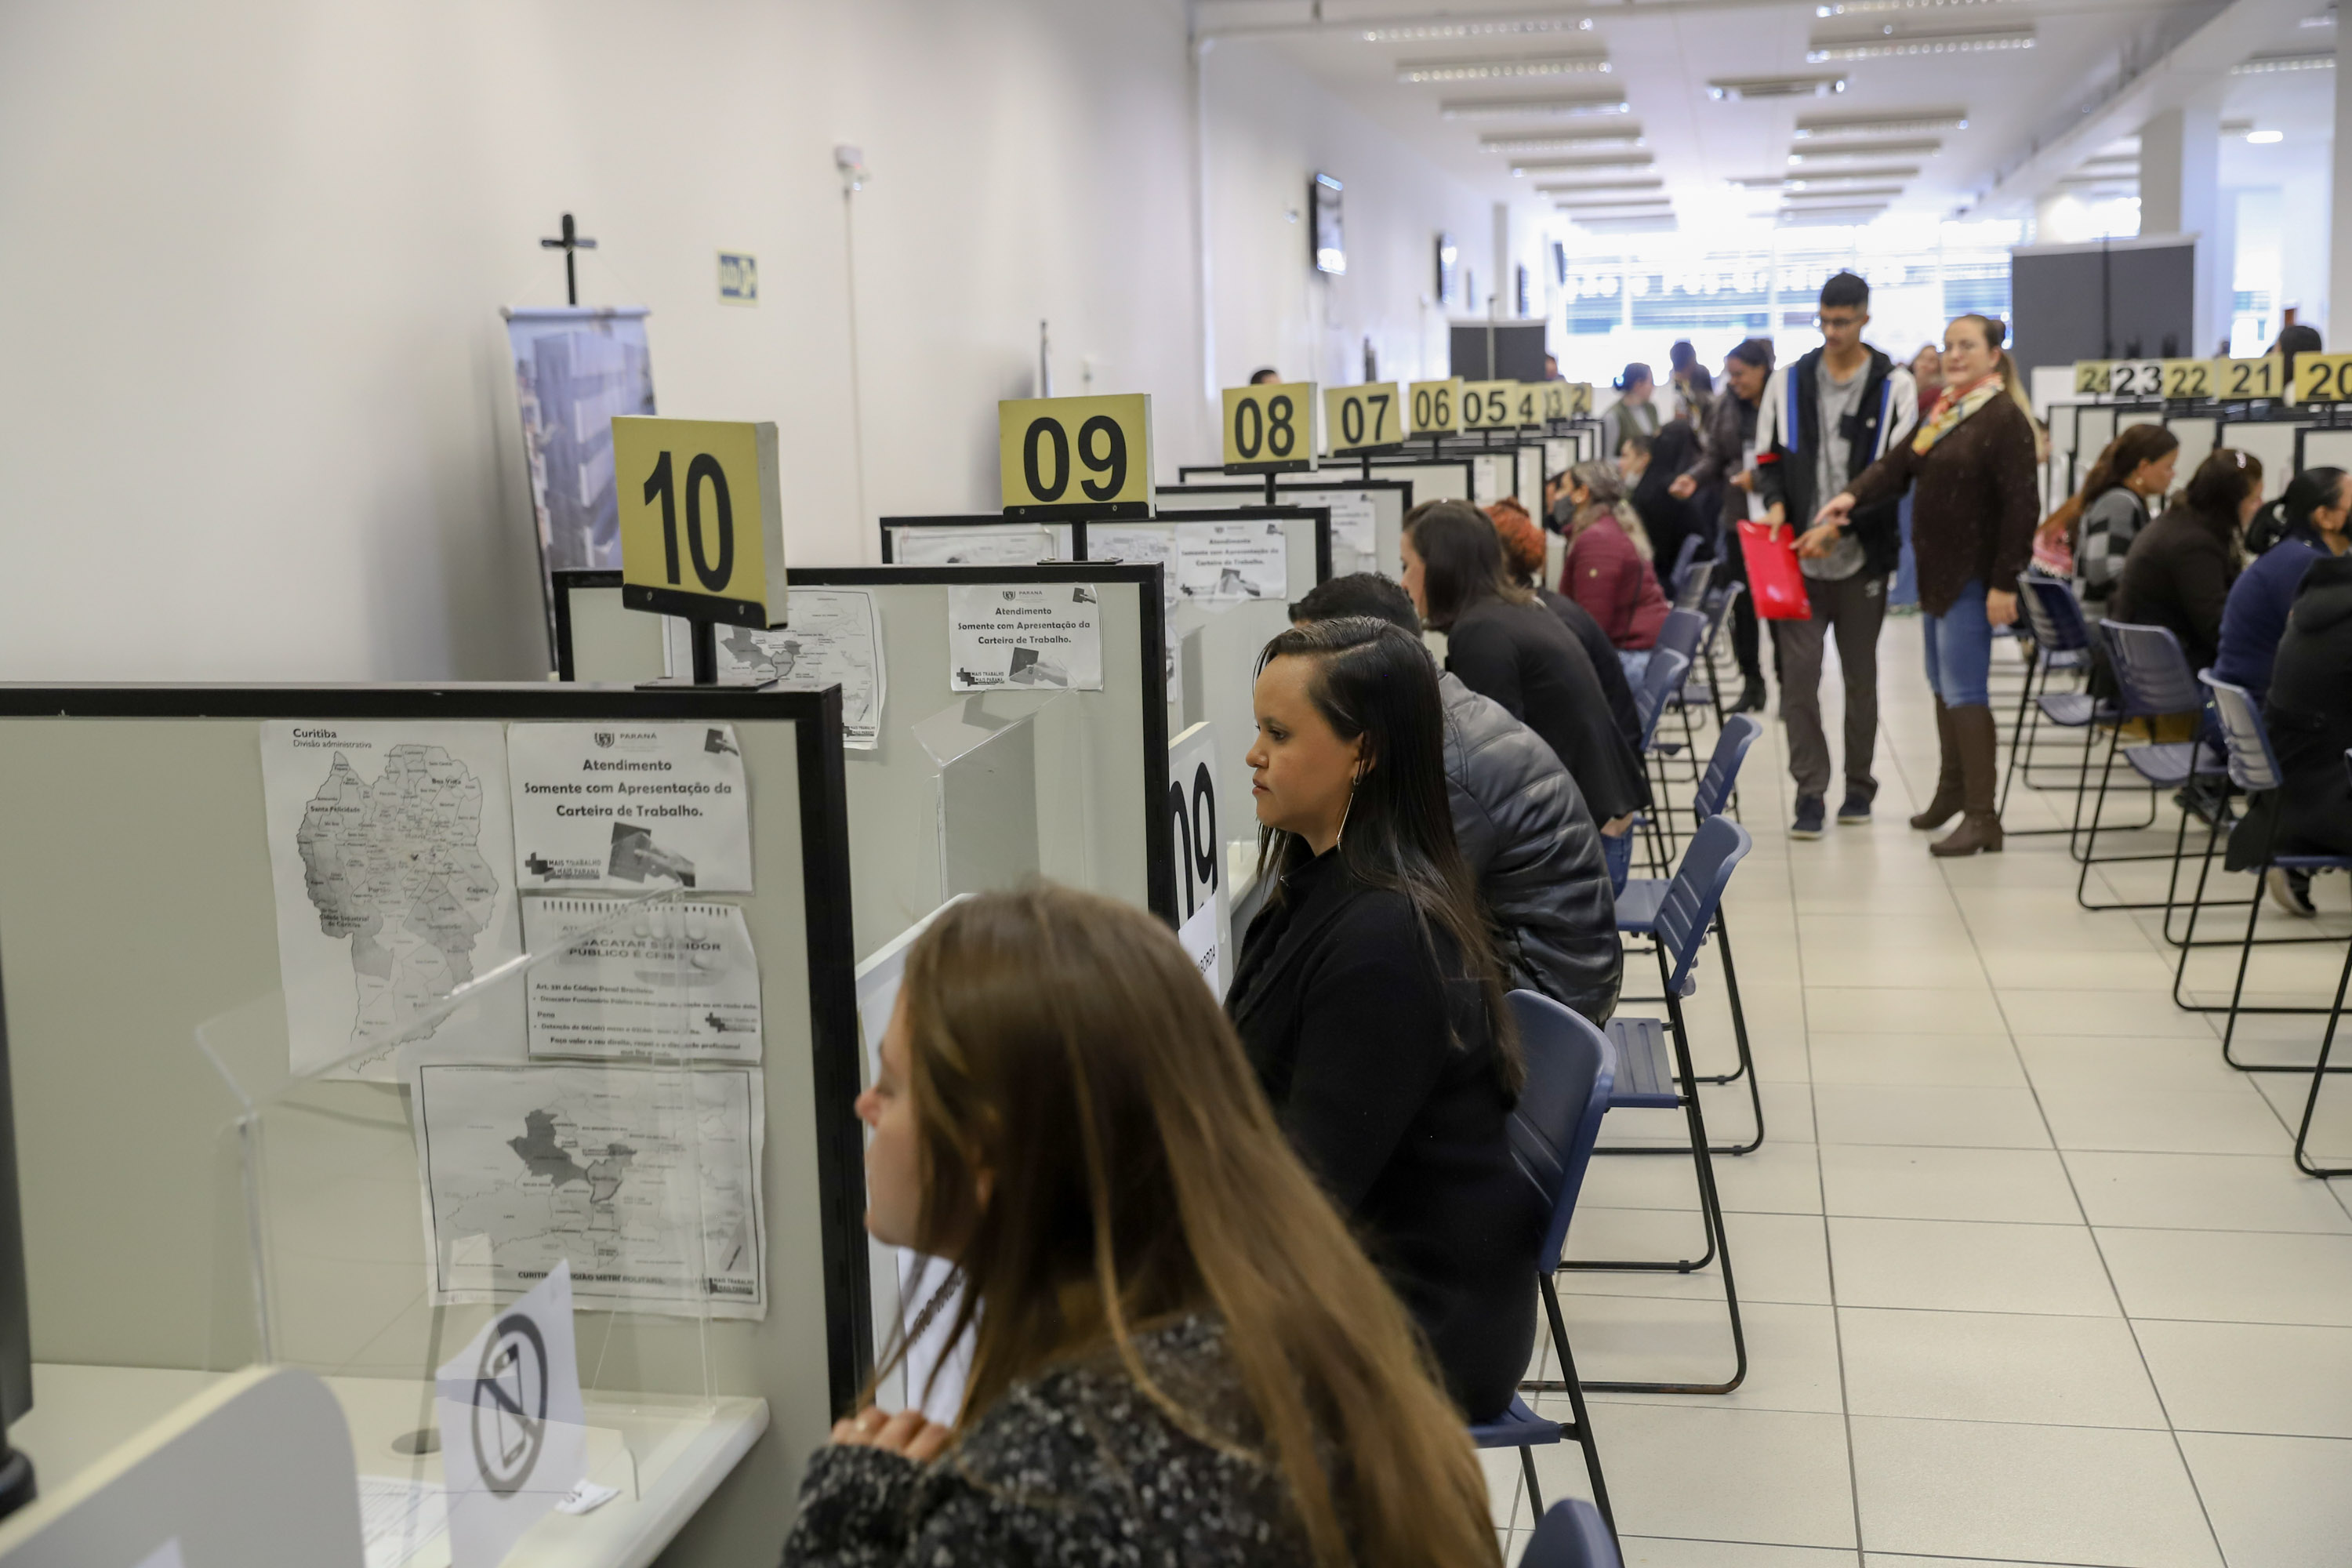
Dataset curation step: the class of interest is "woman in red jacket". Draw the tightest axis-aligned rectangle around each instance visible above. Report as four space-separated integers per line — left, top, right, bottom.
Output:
1558 460 1671 679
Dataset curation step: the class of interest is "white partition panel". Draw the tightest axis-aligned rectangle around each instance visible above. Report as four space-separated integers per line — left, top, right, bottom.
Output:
2299 427 2352 472
2220 419 2303 499
2165 415 2220 479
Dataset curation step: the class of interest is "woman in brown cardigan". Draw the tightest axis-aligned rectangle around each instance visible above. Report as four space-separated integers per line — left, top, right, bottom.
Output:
1812 314 2040 856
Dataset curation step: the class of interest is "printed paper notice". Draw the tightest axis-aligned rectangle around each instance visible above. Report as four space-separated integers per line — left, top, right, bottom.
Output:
412 1060 766 1317
1290 488 1379 557
260 722 526 1081
508 723 752 894
895 525 1056 565
1091 524 1179 686
1177 520 1287 602
521 897 762 1062
947 583 1103 691
713 588 885 749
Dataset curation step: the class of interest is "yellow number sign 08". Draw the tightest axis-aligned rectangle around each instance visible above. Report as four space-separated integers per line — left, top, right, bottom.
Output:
612 416 787 630
1221 382 1315 470
999 394 1154 517
1325 383 1403 452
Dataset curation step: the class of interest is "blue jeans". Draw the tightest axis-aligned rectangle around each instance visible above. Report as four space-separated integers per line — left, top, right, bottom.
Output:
1892 493 1920 609
1617 648 1651 684
1922 578 1993 707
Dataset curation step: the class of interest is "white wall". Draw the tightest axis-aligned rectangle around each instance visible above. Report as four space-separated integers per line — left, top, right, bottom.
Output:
0 0 1494 683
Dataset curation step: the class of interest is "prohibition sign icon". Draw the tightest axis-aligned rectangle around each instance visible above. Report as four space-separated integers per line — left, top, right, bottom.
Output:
471 1312 551 1498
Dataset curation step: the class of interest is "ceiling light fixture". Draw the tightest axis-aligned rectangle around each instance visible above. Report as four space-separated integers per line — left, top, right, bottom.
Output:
1480 129 1646 152
1512 154 1655 175
1781 164 1921 183
1575 216 1680 234
2232 51 2334 72
1709 74 1848 99
2248 129 2285 143
1439 93 1630 118
1398 54 1611 83
1363 16 1592 42
1555 201 1675 215
1817 0 2021 13
1794 110 1968 136
1782 184 1905 199
1539 180 1667 196
1807 28 2033 60
1786 139 1942 164
1778 204 1888 225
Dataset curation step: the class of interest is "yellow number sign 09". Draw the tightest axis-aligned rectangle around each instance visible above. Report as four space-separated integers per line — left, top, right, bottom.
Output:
1409 378 1462 436
1221 382 1316 470
1325 383 1403 453
999 394 1154 517
612 417 787 630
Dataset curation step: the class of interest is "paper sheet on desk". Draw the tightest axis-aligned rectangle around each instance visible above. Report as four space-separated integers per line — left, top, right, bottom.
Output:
360 1475 448 1568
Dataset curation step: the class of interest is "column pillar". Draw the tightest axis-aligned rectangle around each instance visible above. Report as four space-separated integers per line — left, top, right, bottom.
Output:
2331 27 2352 343
2140 102 2223 354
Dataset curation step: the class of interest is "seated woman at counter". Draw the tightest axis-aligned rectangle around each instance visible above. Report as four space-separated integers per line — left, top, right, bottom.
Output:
784 885 1501 1567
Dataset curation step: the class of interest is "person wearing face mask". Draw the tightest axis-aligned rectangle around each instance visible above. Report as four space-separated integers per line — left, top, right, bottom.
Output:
1225 617 1546 1424
1599 361 1661 459
789 887 1504 1567
1670 339 1775 713
2071 425 2182 624
1813 314 2041 857
1748 272 1921 839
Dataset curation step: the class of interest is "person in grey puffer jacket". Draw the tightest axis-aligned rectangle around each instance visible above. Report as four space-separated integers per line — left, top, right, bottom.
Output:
1290 573 1622 1022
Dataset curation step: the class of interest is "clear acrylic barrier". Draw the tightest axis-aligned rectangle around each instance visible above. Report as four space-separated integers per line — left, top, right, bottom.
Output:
194 890 763 1568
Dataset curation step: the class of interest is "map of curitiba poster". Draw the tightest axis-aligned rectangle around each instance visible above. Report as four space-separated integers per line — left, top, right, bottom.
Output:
260 721 527 1080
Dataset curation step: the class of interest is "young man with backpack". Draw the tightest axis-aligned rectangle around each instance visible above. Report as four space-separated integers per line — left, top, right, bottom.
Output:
1751 272 1919 838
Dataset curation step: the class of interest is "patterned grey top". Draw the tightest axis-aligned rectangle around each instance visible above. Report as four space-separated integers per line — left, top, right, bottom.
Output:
780 1316 1319 1566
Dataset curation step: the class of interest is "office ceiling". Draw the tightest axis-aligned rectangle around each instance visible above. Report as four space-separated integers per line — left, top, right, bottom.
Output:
1196 0 2337 232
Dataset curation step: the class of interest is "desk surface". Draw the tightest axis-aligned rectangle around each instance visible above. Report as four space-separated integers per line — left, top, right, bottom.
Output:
14 1363 767 1568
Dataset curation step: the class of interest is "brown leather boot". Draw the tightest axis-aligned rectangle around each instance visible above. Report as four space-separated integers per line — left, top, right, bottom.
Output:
1909 697 1965 830
1930 704 2004 856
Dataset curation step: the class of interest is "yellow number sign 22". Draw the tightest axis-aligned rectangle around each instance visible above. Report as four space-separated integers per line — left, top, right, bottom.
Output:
612 416 787 630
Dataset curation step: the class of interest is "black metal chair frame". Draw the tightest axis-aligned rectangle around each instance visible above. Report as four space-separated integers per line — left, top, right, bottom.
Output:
2071 623 2227 914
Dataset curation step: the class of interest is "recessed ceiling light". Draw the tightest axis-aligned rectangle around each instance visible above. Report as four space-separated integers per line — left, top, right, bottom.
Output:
1511 154 1655 175
1363 16 1593 42
2300 9 2336 25
1480 129 1646 153
1710 74 1849 99
1575 215 1679 233
1787 139 1942 165
1807 27 2033 60
1778 204 1887 225
1398 54 1611 83
2247 129 2285 143
1439 93 1631 118
2233 51 2335 72
1817 0 2021 13
1537 178 1666 194
1795 110 1969 136
1782 165 1922 185
1555 199 1675 214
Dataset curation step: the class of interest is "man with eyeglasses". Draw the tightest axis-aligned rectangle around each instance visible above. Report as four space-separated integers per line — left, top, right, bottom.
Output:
1751 272 1919 840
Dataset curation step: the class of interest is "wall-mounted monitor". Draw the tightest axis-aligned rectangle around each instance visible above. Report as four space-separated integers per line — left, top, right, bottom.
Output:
1436 231 1459 304
1312 173 1345 274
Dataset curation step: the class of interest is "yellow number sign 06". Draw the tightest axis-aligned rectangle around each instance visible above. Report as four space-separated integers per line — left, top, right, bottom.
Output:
1221 382 1316 470
1325 383 1403 452
1409 378 1462 435
999 394 1154 517
612 417 787 630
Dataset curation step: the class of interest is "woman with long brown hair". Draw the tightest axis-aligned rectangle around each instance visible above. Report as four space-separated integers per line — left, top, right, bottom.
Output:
2071 423 2181 621
786 885 1500 1566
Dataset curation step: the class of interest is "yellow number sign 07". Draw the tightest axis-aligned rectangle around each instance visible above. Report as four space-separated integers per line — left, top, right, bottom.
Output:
612 416 787 630
999 394 1154 517
1325 383 1403 453
1221 382 1315 470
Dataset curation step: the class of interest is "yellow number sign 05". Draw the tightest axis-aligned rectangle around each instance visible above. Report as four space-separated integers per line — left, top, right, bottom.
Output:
1325 383 1403 452
1221 382 1316 470
612 416 786 630
1458 380 1517 430
999 394 1154 517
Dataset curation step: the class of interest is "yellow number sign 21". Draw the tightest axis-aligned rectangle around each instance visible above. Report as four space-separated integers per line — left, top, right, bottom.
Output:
612 417 787 630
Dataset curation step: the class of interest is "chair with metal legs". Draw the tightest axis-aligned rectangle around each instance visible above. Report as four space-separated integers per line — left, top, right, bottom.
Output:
2074 622 2228 914
1631 648 1693 873
2186 677 2352 1070
1559 816 1756 1396
1647 608 1711 804
1473 991 1621 1541
2294 754 2352 1178
2001 575 2125 836
1522 1501 1624 1568
1610 715 1766 1154
1668 534 1707 611
1683 581 1744 731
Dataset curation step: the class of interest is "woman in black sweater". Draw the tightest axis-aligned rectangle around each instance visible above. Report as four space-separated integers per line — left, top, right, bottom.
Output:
1403 498 1650 828
1227 617 1544 1421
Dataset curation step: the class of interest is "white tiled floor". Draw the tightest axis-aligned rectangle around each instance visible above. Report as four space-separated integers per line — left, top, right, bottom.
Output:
1488 615 2352 1567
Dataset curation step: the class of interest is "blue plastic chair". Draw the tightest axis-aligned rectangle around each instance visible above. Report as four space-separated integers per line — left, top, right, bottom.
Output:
1567 815 1755 1396
2181 674 2352 1069
2292 750 2352 1178
1649 608 1711 794
1668 534 1707 611
1683 579 1744 724
2074 622 2228 914
2002 575 2124 832
1471 992 1620 1538
1631 647 1693 870
1613 716 1766 1155
1521 1501 1622 1568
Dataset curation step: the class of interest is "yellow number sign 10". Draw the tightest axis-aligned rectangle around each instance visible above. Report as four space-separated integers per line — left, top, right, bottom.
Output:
1325 383 1403 453
1221 382 1315 470
998 394 1154 517
612 416 787 630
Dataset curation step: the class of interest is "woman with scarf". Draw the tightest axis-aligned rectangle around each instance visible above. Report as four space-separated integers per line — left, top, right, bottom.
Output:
1812 314 2040 857
1558 461 1671 677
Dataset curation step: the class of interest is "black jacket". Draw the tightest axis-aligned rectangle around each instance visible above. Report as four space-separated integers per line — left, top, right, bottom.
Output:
1630 421 1708 580
1751 346 1915 579
2114 503 2240 678
1227 849 1542 1421
1537 586 1642 749
1441 671 1622 1022
1443 594 1650 822
2228 552 2352 866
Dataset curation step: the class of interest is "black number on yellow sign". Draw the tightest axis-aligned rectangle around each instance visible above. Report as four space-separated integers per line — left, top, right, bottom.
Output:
2161 361 2210 400
1022 415 1127 502
1461 386 1510 426
1167 760 1218 920
641 450 734 593
1232 395 1298 461
1414 385 1452 429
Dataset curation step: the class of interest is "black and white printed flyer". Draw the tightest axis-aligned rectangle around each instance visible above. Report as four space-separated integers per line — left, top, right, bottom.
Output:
507 723 753 894
946 583 1105 692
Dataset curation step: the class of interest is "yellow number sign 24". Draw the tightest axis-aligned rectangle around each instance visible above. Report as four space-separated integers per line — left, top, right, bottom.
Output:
998 394 1154 517
612 416 787 630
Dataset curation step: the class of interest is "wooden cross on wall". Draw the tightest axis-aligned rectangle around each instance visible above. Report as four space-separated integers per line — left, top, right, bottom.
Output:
539 212 597 307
